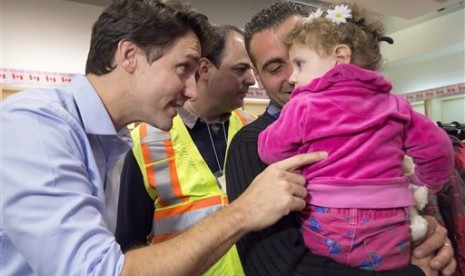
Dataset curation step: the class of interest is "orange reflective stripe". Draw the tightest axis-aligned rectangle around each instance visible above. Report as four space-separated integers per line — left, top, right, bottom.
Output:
139 122 147 138
234 110 248 125
154 195 228 219
140 124 156 189
164 139 187 203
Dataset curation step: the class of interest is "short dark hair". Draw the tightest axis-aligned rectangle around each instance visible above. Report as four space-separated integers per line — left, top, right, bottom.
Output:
85 0 215 75
195 24 243 80
244 1 310 62
206 25 244 68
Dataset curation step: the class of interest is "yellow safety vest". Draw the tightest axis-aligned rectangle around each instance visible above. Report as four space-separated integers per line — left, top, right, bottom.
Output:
131 109 255 276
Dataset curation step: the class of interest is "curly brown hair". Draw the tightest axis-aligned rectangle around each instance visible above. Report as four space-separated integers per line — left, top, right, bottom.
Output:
285 3 387 71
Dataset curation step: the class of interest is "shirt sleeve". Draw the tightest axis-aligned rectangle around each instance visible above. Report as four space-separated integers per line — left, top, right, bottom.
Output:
402 101 455 192
257 99 308 164
1 100 124 276
115 151 154 251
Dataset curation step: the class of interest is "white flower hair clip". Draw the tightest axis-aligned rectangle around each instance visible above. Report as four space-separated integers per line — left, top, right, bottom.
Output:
326 5 352 25
307 8 324 21
304 5 352 25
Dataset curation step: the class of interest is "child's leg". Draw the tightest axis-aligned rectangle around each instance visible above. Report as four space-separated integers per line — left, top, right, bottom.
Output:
301 205 410 271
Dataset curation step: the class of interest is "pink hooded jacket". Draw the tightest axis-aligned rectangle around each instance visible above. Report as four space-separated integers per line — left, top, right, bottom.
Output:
258 64 454 208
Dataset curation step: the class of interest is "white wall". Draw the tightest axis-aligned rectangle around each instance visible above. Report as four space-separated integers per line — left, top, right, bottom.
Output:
382 51 465 94
441 95 465 122
2 0 104 74
411 101 425 115
380 8 465 94
178 0 274 27
2 0 464 97
1 0 275 74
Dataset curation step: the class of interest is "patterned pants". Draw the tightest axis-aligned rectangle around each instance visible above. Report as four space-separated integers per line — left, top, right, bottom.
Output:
301 205 411 271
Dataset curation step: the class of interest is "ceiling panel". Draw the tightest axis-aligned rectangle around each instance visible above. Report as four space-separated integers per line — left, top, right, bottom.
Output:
62 0 464 34
306 0 463 19
62 0 111 7
63 0 463 20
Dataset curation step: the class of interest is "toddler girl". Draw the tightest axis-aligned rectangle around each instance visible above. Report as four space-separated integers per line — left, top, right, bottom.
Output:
257 3 454 271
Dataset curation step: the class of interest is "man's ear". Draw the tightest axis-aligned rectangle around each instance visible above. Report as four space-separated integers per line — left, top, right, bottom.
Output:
197 57 212 81
116 40 138 73
334 44 351 65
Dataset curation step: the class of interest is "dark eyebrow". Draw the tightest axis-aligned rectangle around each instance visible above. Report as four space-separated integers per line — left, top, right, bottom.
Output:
187 53 200 64
234 62 252 69
262 57 285 71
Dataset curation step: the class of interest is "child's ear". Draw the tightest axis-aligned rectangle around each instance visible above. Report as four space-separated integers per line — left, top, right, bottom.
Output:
334 44 351 65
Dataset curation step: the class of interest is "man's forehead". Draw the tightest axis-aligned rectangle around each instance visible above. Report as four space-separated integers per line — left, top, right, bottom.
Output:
223 32 251 65
250 32 285 68
250 16 301 63
229 31 245 44
225 32 246 53
172 33 201 61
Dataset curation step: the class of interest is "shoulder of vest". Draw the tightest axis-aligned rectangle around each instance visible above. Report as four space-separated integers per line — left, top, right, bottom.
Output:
131 122 171 147
232 109 257 124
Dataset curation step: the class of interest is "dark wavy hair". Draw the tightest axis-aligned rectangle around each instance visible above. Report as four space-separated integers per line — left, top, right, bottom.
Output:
194 24 243 80
85 0 215 75
244 1 310 64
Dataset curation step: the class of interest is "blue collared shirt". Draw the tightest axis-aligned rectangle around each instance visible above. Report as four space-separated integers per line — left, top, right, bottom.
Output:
1 75 132 275
266 101 281 119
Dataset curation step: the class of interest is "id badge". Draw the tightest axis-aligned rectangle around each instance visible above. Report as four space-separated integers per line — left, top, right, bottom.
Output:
216 173 227 194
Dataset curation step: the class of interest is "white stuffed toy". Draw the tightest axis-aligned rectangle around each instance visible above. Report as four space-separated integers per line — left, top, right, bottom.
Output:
408 184 429 241
403 156 430 241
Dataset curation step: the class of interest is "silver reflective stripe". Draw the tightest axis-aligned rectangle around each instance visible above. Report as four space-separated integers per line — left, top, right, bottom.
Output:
140 126 170 144
141 125 183 204
153 205 223 236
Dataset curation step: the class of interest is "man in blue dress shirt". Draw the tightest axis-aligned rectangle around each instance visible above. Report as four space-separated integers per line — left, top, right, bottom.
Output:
0 1 324 275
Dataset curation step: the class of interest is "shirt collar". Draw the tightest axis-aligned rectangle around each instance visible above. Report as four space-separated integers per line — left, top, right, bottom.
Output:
266 102 282 119
178 107 231 129
68 75 121 137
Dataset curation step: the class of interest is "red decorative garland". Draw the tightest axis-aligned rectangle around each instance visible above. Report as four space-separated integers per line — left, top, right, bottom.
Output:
2 68 463 102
